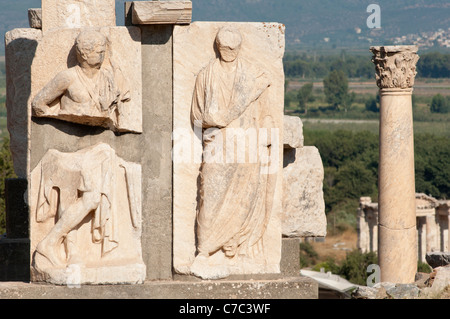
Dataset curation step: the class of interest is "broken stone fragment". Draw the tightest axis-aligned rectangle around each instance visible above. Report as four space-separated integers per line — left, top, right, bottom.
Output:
426 252 450 269
282 146 326 238
28 8 42 29
283 115 303 149
132 1 192 25
351 286 379 299
385 284 420 299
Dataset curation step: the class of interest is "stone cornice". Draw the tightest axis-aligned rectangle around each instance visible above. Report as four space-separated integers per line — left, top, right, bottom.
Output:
370 46 419 90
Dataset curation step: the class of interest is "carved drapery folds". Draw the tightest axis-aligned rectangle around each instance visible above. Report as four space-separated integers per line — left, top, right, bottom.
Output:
30 143 145 284
370 45 419 90
6 0 146 286
172 22 284 280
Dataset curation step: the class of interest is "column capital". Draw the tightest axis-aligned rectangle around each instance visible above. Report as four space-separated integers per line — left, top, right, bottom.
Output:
370 45 419 90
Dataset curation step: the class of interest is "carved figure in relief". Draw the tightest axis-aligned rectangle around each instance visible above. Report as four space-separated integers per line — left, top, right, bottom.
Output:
33 143 141 269
32 29 130 130
190 26 277 278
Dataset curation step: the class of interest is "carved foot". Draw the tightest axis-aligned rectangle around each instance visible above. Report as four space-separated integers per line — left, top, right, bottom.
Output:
35 239 63 267
190 254 230 280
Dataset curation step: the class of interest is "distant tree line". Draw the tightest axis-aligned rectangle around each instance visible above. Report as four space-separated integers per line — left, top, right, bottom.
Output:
284 51 450 79
305 129 450 216
417 52 450 78
290 71 449 116
284 52 374 79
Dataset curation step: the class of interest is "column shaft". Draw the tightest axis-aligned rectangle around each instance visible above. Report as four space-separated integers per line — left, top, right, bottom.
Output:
371 45 419 283
426 214 438 253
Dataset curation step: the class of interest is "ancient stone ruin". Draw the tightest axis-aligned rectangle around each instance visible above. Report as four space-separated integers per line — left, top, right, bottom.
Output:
371 45 420 284
0 1 327 298
3 0 443 301
357 195 450 263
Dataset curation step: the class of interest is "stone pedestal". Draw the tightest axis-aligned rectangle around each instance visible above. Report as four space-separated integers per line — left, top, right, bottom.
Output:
0 276 318 299
371 45 419 283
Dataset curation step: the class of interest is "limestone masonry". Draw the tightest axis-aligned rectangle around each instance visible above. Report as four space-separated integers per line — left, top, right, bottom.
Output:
1 0 326 298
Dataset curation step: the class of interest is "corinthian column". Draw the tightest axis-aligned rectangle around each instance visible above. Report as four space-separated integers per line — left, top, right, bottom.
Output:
371 45 419 283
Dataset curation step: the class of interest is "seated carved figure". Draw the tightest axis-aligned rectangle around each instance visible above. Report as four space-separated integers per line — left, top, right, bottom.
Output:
32 29 130 130
31 143 144 284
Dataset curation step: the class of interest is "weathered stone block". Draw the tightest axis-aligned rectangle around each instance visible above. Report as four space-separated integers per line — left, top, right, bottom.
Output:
0 276 318 299
132 1 192 25
426 252 450 268
139 25 174 281
280 238 300 276
282 147 326 237
283 115 303 149
5 28 42 178
41 0 116 32
28 8 42 29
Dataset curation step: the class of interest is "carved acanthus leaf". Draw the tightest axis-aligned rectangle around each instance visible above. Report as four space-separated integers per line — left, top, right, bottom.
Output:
370 46 419 89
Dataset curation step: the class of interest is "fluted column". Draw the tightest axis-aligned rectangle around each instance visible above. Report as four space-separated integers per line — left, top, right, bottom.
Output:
371 45 419 283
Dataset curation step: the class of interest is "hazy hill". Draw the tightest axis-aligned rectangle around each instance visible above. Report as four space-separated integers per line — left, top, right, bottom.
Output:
191 0 450 51
1 0 449 53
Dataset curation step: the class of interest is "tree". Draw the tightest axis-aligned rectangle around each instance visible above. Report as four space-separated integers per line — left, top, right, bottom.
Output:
338 249 378 286
414 134 450 199
323 70 349 110
300 241 319 268
284 59 312 78
297 82 313 115
430 94 450 114
331 161 377 205
365 95 379 113
417 52 450 78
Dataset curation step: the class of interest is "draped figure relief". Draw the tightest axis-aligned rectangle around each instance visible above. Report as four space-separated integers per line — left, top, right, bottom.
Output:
189 26 280 279
30 143 145 284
